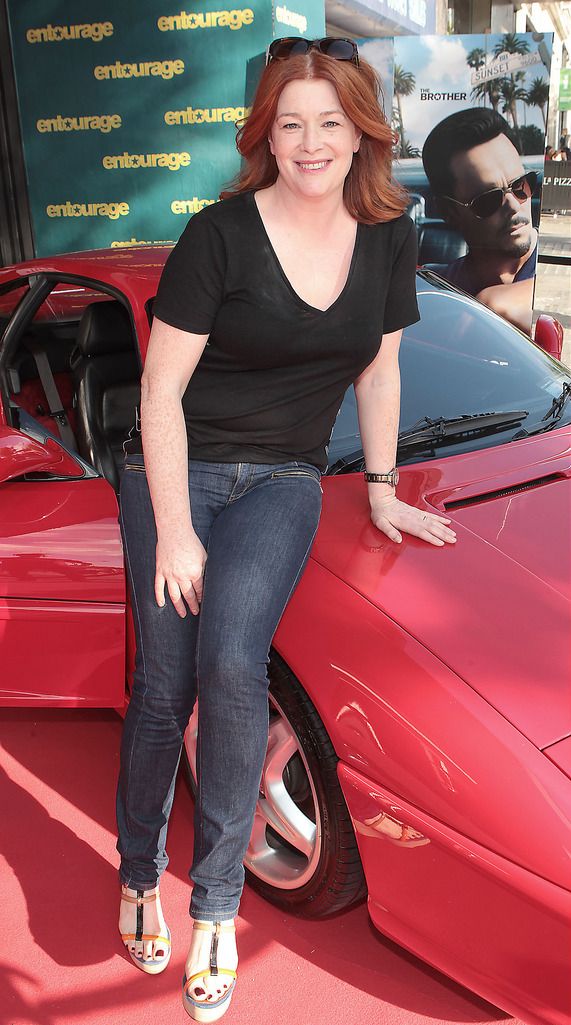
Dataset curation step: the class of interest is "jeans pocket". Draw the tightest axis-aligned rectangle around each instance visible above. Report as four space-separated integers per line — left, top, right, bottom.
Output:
271 460 321 481
270 469 318 480
270 465 323 495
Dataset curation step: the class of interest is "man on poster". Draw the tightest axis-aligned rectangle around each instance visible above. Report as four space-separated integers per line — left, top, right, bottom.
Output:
422 109 538 333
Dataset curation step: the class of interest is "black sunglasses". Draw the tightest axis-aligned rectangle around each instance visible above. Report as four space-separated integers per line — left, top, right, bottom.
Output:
266 37 359 67
443 171 537 220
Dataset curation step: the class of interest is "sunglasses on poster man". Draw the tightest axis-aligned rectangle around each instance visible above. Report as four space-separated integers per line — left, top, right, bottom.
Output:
443 171 537 220
266 37 360 67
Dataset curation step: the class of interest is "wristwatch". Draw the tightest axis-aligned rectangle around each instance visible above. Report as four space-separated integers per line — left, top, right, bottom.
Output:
364 467 399 487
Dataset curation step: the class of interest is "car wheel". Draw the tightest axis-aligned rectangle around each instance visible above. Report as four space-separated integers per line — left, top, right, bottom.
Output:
183 650 367 918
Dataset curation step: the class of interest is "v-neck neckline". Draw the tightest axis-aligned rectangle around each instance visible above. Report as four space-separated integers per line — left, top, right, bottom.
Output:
250 191 361 315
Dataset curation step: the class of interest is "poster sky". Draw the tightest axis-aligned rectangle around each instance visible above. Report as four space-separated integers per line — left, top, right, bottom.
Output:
392 33 552 158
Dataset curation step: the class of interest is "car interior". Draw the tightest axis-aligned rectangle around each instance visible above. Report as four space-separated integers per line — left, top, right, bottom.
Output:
406 193 468 270
3 283 141 491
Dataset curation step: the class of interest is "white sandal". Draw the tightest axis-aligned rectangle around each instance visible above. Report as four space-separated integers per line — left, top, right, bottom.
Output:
120 887 171 974
182 921 237 1022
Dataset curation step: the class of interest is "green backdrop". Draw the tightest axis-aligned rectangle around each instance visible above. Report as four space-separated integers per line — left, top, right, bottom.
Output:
7 0 325 254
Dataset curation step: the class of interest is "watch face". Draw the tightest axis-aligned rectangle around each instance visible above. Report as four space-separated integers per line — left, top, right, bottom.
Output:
394 468 400 485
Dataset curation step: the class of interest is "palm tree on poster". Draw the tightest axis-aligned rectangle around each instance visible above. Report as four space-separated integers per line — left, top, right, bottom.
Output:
393 64 416 158
494 34 530 148
500 72 528 146
526 76 549 128
471 76 503 111
466 47 486 71
401 139 421 157
493 33 530 58
467 46 503 111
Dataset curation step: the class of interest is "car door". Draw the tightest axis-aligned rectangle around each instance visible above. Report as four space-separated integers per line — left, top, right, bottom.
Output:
0 275 126 707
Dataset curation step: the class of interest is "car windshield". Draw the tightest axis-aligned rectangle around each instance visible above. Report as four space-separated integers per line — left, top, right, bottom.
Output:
328 274 571 469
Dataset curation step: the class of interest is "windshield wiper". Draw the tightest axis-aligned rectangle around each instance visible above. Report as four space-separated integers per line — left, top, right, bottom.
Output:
398 411 528 450
328 410 528 474
512 381 571 440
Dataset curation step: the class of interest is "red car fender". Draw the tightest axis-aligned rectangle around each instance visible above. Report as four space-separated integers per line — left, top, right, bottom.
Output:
273 558 571 891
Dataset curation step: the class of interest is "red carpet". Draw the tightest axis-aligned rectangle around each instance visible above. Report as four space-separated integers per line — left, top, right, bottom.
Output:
0 709 522 1025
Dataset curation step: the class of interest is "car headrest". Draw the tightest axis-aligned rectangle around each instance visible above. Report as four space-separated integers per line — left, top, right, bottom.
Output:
76 301 134 358
418 224 468 266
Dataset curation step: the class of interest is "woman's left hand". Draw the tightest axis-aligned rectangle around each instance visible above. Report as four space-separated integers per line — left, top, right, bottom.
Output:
370 494 457 547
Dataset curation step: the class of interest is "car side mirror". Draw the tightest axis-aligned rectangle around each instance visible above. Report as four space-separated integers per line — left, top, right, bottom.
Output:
0 425 82 484
534 315 564 361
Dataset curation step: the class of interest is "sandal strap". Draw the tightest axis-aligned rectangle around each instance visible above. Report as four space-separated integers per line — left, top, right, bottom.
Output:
120 891 159 905
192 921 235 932
121 932 171 946
188 920 236 981
192 921 234 974
120 888 161 941
184 968 237 991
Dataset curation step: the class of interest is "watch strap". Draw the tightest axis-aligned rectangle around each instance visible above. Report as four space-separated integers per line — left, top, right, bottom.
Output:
364 468 398 486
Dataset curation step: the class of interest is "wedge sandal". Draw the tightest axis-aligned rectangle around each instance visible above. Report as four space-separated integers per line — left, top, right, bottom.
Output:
182 921 237 1022
120 887 172 975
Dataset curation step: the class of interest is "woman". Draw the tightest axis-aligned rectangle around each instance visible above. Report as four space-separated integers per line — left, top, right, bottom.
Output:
116 36 457 1022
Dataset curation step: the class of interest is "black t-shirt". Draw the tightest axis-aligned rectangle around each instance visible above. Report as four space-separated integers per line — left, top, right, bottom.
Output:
143 190 419 471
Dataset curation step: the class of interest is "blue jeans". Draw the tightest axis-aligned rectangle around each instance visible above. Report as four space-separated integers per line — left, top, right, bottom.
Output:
116 456 322 921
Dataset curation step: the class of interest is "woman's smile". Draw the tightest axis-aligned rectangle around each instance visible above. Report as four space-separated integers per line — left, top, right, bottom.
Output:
295 159 332 172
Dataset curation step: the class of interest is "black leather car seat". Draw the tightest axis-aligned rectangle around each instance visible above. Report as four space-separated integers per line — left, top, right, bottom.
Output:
72 301 140 491
418 221 467 266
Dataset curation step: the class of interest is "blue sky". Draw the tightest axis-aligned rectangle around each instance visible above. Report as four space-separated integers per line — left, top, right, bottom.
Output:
357 37 394 110
394 33 552 153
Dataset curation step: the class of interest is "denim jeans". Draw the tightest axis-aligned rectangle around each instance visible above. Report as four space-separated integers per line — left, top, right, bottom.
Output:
116 456 322 921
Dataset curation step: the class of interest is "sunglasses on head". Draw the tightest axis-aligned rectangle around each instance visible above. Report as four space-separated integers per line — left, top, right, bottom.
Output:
443 171 537 219
266 37 359 67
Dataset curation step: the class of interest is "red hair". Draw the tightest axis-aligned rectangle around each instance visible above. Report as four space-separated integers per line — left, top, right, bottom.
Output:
221 51 408 224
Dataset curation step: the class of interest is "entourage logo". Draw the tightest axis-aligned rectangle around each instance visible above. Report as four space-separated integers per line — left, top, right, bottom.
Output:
26 22 113 43
37 114 122 134
171 198 216 213
103 151 191 171
157 9 254 31
46 201 129 220
111 238 174 247
275 5 307 34
94 59 184 81
164 105 249 125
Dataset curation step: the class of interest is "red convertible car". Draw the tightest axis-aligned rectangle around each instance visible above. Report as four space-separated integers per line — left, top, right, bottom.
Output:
0 248 569 1025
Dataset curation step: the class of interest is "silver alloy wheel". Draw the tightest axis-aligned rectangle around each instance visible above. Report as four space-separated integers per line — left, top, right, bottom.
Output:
184 693 322 889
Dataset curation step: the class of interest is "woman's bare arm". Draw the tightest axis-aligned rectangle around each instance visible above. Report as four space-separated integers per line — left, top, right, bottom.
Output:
140 317 209 617
354 328 402 503
354 329 456 547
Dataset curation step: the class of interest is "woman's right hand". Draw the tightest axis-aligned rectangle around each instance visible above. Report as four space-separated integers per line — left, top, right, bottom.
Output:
154 531 207 618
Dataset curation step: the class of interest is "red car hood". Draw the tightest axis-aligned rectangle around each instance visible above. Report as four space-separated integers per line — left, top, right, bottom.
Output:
314 427 571 750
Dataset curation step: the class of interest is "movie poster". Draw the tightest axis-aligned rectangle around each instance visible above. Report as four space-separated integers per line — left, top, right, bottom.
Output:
392 32 553 334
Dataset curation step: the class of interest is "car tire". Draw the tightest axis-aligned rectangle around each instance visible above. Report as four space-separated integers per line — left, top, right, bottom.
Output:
183 649 367 918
